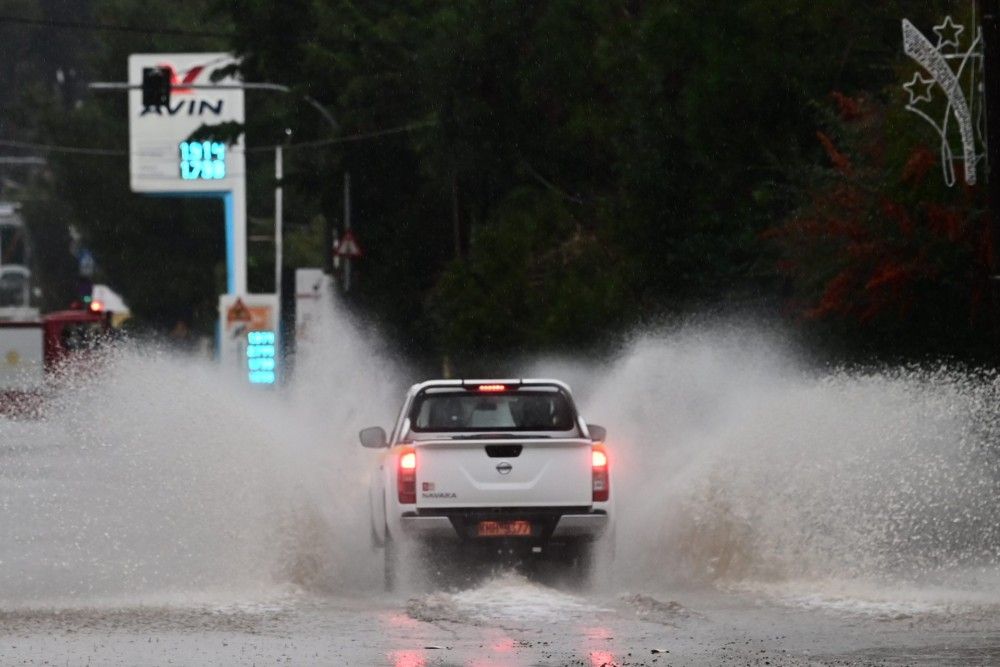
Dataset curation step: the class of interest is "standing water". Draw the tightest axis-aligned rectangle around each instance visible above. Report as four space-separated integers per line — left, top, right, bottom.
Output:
2 308 1000 618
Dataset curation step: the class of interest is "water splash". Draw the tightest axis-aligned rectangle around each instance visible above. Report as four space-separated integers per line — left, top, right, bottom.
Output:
0 300 403 608
534 327 1000 610
4 312 1000 615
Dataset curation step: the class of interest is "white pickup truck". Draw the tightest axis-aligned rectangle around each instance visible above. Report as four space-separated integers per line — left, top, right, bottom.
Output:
360 379 613 588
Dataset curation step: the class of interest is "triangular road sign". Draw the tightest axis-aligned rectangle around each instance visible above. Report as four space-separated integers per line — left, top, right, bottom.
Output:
335 230 364 258
226 298 253 325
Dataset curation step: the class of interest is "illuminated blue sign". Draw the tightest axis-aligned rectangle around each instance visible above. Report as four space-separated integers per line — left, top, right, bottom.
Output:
246 330 276 384
179 141 227 180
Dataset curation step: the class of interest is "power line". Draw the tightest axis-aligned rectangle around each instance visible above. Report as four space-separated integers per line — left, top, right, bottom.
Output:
0 15 233 39
245 121 435 153
0 139 125 156
0 156 47 165
0 121 434 158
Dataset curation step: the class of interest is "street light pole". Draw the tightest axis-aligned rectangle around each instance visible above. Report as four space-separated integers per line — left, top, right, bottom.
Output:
275 141 284 352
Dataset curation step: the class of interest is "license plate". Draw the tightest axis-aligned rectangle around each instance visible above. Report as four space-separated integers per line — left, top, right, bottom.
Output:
477 520 532 537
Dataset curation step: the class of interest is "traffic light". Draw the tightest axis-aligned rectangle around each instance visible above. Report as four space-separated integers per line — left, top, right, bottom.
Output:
142 66 171 108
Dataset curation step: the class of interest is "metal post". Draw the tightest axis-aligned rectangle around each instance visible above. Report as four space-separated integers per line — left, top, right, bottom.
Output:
275 143 283 366
343 171 352 293
980 0 1000 333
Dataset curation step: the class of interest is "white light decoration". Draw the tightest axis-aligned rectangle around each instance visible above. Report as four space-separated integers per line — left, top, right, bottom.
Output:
902 13 985 186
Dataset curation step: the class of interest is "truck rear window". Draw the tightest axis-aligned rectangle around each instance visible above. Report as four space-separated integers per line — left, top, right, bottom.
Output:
409 388 576 432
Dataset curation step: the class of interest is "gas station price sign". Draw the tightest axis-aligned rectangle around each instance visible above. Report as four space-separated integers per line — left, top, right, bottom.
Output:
246 330 276 384
179 140 227 180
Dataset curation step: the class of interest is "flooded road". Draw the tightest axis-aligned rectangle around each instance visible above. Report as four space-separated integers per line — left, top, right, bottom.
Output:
3 577 1000 665
3 313 1000 664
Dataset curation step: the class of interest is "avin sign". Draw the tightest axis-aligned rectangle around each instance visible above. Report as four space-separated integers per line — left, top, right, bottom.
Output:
128 54 244 192
127 53 247 293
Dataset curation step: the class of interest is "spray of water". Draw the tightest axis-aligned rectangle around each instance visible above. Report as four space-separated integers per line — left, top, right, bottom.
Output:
533 326 1000 611
0 300 403 608
3 308 1000 614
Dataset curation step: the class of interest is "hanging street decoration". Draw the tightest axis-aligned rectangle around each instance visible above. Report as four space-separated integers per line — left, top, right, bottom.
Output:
902 13 985 187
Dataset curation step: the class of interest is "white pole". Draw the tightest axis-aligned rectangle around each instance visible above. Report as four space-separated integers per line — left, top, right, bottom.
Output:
230 179 248 295
343 171 351 293
275 145 283 328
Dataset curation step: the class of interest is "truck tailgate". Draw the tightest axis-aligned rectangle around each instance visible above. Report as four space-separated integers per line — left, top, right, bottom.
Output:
415 438 592 508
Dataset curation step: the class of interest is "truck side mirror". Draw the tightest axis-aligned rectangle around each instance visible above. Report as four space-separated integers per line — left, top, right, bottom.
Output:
359 426 388 448
587 424 606 442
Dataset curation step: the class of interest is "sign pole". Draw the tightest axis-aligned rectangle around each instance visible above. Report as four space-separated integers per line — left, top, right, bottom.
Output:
224 180 248 295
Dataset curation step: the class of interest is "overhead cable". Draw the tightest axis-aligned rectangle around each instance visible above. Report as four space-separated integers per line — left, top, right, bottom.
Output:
0 121 433 158
0 15 232 38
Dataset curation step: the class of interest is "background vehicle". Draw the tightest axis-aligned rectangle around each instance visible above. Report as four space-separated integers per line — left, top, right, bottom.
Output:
0 304 113 417
0 203 38 323
360 378 613 589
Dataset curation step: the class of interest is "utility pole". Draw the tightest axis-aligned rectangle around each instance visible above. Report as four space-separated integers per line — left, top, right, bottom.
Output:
981 0 1000 334
274 135 285 364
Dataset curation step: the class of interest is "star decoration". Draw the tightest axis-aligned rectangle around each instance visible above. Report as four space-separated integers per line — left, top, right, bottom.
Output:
933 15 964 50
903 72 935 105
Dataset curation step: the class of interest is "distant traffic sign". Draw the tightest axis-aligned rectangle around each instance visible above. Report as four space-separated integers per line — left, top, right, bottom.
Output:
335 230 363 258
225 297 252 325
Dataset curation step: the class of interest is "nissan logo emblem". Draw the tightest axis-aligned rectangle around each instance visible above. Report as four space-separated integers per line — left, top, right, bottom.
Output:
496 462 513 475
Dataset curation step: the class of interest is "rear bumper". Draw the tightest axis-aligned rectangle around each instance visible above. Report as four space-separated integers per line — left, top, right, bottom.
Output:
399 508 609 542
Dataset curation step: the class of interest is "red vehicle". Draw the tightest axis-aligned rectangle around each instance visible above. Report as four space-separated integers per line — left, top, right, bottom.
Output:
0 304 112 417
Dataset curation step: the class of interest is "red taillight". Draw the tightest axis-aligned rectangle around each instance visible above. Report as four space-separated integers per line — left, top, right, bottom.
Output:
477 384 507 392
400 451 416 469
89 300 103 312
592 449 607 468
397 447 416 504
592 444 609 502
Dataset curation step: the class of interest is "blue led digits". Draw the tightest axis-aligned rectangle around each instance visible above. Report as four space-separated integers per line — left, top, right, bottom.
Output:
246 330 276 384
179 141 227 180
